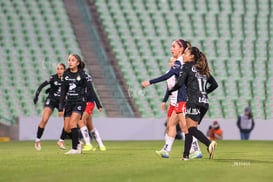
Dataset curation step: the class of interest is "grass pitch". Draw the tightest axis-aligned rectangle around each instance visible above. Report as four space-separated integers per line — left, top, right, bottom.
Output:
0 140 272 182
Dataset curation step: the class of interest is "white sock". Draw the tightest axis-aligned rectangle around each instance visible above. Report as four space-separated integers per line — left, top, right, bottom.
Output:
190 136 201 153
35 138 40 142
91 128 104 147
163 134 175 152
80 126 91 145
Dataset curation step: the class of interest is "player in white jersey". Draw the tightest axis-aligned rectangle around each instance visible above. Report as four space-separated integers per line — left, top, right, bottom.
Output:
161 56 202 159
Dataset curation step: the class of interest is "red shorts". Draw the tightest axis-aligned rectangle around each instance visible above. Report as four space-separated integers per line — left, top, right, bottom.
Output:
84 102 95 115
175 102 186 114
167 104 176 117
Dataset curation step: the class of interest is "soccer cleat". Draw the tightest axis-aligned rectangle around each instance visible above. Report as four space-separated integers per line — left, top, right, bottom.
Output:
155 149 169 158
182 156 190 161
99 146 106 151
189 150 203 159
35 141 41 151
57 141 66 150
208 141 217 159
65 149 81 155
77 142 83 153
82 144 93 151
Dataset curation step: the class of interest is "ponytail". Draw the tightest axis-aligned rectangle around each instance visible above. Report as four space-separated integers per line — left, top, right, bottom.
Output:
188 47 210 76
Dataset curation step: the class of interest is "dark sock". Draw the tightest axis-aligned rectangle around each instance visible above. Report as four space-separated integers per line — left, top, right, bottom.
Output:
71 128 79 150
60 128 67 140
188 127 210 147
78 128 83 140
183 134 193 157
67 132 72 139
36 127 44 139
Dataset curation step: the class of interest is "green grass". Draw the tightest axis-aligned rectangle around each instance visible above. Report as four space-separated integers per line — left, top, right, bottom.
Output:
0 140 273 182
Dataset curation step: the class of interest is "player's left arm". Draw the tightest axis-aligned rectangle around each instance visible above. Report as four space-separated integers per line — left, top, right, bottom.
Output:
206 73 218 94
85 73 102 110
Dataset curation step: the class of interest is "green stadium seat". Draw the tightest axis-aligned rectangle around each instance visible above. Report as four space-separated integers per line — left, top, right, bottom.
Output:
91 0 273 119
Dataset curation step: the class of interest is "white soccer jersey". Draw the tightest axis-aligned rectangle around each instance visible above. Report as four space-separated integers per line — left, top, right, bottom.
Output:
166 75 177 106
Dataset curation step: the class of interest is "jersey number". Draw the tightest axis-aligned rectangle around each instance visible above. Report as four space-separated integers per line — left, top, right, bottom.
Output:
197 78 207 93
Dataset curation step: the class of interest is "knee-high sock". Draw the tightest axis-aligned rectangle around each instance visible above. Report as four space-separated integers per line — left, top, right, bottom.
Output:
188 127 210 147
36 127 44 140
71 128 79 150
163 134 175 152
80 126 91 145
91 128 104 147
190 136 201 153
59 128 67 141
184 134 193 157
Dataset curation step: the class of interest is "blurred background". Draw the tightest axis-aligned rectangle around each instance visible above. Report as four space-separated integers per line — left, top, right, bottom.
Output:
0 0 272 140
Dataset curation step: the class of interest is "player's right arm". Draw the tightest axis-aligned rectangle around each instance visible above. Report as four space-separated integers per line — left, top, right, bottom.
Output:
58 75 67 112
142 60 181 88
33 78 50 104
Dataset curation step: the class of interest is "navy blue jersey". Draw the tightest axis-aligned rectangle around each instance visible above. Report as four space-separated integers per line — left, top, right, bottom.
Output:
170 61 218 105
34 74 62 102
149 60 187 102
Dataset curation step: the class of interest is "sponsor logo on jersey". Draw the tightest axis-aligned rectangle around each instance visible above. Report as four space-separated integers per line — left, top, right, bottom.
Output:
186 107 200 115
199 96 209 103
69 83 77 90
76 75 81 81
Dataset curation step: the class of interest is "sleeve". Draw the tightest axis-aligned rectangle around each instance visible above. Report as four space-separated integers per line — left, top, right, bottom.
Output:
87 83 102 109
85 73 102 109
34 80 50 98
206 74 218 94
58 77 67 112
149 61 181 84
162 88 169 102
168 65 188 94
237 116 242 130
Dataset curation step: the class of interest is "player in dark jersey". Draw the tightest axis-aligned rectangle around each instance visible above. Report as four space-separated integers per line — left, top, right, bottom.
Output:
59 54 102 154
34 63 66 151
169 47 218 160
78 74 106 152
142 39 200 158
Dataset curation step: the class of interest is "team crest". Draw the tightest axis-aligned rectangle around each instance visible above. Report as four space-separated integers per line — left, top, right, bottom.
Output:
77 75 81 81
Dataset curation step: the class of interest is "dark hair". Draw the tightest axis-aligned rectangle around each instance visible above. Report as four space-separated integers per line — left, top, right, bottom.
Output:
68 54 85 70
185 41 191 48
175 39 188 53
188 47 210 76
59 63 66 69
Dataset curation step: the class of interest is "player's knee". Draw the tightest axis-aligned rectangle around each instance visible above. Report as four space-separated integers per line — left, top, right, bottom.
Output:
188 127 198 135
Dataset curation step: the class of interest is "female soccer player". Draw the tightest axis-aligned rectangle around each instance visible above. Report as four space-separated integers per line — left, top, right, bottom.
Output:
161 56 202 159
34 63 66 151
169 47 218 160
78 78 106 152
59 54 102 154
142 39 202 158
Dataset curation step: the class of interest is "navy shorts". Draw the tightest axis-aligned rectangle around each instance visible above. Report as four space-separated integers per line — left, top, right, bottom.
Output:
64 102 86 117
44 98 59 111
185 103 209 124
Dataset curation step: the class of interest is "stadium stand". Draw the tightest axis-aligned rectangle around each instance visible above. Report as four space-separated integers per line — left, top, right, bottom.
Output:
0 0 105 124
0 0 272 121
93 0 273 119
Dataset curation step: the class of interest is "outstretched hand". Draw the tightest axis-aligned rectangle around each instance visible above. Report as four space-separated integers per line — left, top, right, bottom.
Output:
141 80 150 88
